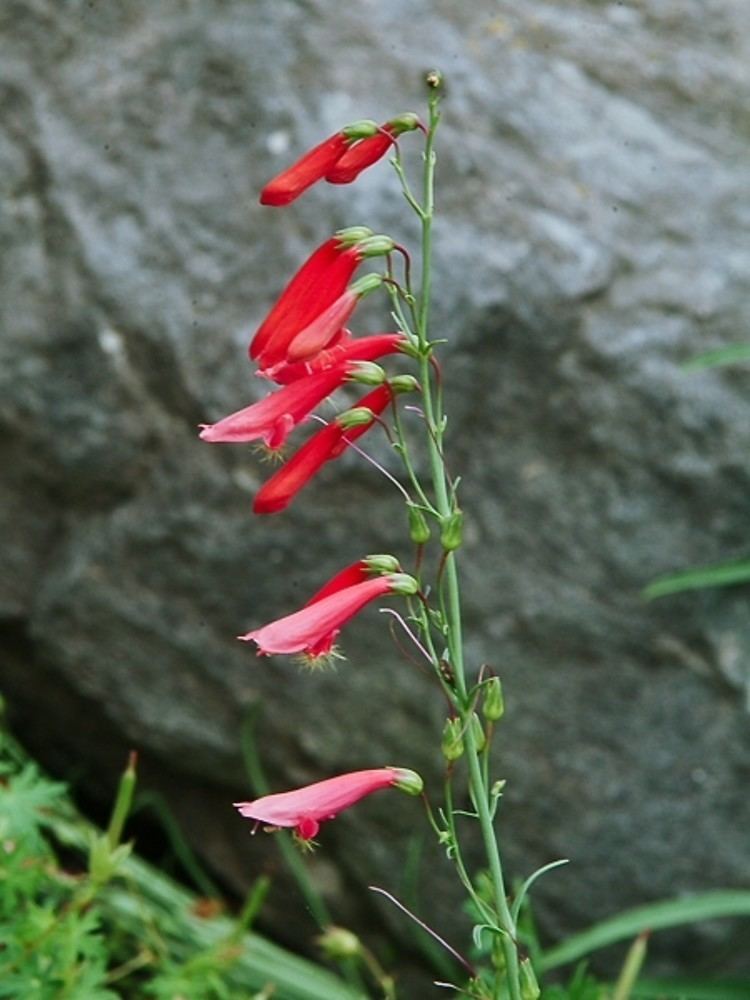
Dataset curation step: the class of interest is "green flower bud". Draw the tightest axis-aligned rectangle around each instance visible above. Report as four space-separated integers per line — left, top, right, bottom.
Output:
317 926 362 960
355 234 395 258
336 225 373 246
482 677 504 722
425 69 443 91
389 374 420 394
364 554 401 575
469 712 486 752
342 119 379 139
347 361 386 385
407 504 431 544
349 272 383 296
388 112 422 135
441 718 464 761
391 767 423 796
387 572 419 596
520 957 541 1000
336 406 376 430
440 510 463 551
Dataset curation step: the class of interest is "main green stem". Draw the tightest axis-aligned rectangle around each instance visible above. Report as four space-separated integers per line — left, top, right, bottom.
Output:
417 88 522 1000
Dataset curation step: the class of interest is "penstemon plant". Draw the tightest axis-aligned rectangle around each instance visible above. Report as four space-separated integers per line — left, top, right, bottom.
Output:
200 72 537 1000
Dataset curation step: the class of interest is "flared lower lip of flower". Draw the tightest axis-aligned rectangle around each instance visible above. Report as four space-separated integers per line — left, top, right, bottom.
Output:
239 574 395 657
198 363 352 448
233 767 413 840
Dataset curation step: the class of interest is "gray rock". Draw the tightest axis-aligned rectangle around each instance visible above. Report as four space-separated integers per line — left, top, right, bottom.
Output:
2 0 750 982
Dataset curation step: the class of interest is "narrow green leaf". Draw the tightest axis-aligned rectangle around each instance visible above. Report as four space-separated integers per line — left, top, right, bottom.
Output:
510 859 569 923
683 344 750 371
538 890 750 972
643 559 750 599
631 978 750 1000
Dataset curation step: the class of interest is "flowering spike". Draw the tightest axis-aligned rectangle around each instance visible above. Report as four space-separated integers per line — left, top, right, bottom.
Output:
252 385 393 514
234 766 419 840
198 364 351 448
239 573 401 657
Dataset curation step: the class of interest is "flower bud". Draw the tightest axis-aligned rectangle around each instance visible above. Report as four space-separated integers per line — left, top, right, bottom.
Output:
520 957 541 1000
364 554 401 575
482 677 504 722
425 69 443 90
347 361 386 385
440 510 463 551
317 926 362 960
336 225 373 246
407 504 431 544
336 406 377 430
355 234 396 258
391 767 423 796
388 374 420 394
388 112 422 135
441 718 464 761
349 273 383 297
342 119 379 139
469 712 486 752
387 573 419 596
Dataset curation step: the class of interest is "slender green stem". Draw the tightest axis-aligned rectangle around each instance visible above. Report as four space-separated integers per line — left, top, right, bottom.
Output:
413 85 522 1000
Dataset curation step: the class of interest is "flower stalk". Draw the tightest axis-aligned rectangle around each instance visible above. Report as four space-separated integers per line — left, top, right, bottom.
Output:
409 81 522 999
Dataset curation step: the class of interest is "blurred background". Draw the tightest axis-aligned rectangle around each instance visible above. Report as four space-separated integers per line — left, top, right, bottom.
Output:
2 0 749 983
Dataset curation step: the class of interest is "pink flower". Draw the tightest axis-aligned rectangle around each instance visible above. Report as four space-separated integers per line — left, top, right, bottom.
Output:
240 575 392 658
198 363 351 449
252 384 393 514
234 767 422 840
268 332 407 385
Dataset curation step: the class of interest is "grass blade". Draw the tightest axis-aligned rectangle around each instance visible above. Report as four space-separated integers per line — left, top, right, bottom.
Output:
538 890 750 972
683 344 750 371
643 559 750 599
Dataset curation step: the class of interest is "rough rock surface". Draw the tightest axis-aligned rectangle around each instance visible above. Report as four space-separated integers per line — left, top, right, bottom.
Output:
2 0 750 981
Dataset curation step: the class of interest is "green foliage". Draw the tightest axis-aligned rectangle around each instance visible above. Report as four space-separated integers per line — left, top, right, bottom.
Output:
538 891 750 975
0 725 364 1000
0 759 115 998
682 344 750 371
643 559 750 599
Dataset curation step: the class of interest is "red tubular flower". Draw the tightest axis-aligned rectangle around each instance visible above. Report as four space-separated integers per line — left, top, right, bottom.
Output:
239 572 397 657
259 120 378 207
198 363 352 449
249 231 368 367
253 384 393 514
325 128 396 185
260 133 351 207
234 766 423 840
303 560 372 604
269 331 407 385
326 114 421 185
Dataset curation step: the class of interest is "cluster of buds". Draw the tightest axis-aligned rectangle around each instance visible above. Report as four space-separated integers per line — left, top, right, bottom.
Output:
200 114 426 841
